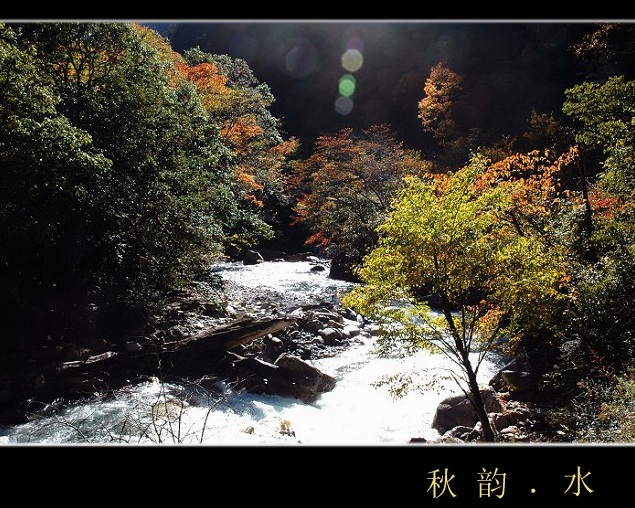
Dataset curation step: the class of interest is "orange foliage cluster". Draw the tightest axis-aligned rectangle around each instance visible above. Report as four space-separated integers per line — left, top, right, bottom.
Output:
426 148 580 247
174 62 230 109
234 167 265 206
418 62 463 142
273 138 300 157
587 189 623 220
290 125 419 245
171 55 293 208
304 231 331 248
478 148 578 210
221 117 264 150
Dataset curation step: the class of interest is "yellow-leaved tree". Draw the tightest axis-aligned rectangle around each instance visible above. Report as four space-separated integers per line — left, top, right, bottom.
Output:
343 152 573 441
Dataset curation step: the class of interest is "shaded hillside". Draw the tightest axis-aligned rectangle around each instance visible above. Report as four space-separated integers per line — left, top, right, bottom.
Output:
167 22 594 151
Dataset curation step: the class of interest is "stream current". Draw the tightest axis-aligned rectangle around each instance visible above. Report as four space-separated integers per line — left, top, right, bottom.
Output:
0 259 498 446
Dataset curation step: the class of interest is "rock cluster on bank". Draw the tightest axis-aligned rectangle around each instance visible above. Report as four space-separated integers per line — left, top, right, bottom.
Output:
0 252 566 443
0 253 368 424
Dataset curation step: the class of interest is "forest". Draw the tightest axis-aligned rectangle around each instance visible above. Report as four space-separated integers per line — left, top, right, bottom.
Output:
1 21 635 442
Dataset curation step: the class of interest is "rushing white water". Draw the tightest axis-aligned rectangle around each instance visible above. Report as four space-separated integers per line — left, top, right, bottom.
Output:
0 259 499 446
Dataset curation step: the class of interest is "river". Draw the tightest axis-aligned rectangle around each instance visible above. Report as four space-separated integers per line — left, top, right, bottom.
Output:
0 258 499 446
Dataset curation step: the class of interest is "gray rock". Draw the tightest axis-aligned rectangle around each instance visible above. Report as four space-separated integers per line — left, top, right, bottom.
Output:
243 249 264 265
432 386 504 434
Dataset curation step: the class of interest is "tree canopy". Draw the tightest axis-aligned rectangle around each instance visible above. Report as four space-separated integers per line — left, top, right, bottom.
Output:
343 151 573 440
289 124 428 278
0 22 292 349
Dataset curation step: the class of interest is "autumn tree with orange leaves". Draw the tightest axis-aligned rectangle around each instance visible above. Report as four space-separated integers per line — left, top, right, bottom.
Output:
289 124 428 279
418 62 463 143
180 49 299 228
417 62 471 169
127 37 300 250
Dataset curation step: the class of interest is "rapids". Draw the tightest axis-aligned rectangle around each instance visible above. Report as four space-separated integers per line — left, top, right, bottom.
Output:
0 259 499 445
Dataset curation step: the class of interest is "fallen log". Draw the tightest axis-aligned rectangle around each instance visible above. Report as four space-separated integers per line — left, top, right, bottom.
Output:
9 317 298 422
157 317 297 376
52 317 297 378
163 317 296 354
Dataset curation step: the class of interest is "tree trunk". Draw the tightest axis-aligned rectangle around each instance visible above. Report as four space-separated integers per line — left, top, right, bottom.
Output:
578 152 597 263
440 290 496 442
463 357 496 442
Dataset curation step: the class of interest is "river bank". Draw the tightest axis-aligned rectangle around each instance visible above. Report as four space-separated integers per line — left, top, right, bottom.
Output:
0 254 570 444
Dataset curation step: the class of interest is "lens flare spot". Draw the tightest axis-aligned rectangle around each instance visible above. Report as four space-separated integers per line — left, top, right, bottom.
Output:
335 95 354 116
285 39 318 78
338 74 356 97
346 36 364 52
341 49 363 73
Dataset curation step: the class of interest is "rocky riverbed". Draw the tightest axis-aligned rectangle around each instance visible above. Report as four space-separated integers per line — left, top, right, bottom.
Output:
0 252 572 443
128 253 571 443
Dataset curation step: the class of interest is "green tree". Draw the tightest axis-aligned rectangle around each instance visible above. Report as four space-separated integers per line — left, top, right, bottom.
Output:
1 22 276 350
30 23 234 303
561 75 635 370
563 75 635 195
343 153 570 442
0 23 113 351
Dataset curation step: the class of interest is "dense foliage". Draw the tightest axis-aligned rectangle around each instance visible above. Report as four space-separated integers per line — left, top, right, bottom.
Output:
342 151 574 440
289 124 428 279
0 22 290 357
2 21 635 441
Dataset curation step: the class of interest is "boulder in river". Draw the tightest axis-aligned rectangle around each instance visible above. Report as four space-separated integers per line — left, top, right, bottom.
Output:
227 351 337 403
243 249 265 265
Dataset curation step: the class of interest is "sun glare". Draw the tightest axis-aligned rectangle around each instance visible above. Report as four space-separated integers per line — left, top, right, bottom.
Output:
335 39 364 116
